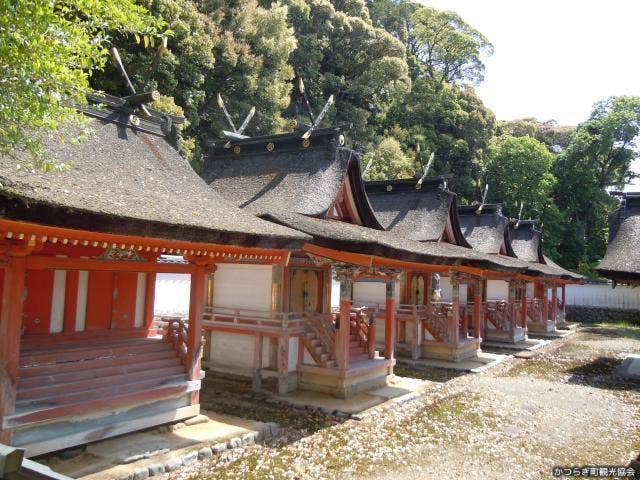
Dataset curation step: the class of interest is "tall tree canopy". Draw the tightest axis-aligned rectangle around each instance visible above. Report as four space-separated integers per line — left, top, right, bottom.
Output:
92 0 296 166
282 0 411 147
483 135 563 258
0 0 164 166
552 96 640 275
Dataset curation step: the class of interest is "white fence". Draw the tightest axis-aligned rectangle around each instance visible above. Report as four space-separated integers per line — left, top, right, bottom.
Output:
566 282 640 309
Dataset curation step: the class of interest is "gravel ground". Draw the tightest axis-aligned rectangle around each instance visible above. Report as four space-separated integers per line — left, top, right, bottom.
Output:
167 323 640 480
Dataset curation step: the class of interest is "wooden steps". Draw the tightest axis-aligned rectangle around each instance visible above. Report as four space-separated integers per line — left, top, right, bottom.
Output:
9 337 192 431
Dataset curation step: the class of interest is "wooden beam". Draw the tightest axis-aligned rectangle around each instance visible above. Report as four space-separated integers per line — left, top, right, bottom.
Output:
0 218 288 262
303 243 373 268
0 255 27 444
26 255 195 274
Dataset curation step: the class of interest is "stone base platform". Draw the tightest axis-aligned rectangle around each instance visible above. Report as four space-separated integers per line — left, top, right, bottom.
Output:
419 338 480 362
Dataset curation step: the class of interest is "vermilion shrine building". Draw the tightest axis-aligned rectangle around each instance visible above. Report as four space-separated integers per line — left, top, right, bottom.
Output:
0 94 306 456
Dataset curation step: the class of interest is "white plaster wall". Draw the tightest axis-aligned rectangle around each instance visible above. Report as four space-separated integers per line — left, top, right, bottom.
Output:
353 280 400 306
526 283 534 298
213 264 272 311
155 273 190 316
486 280 509 301
209 331 254 369
288 337 298 372
331 278 340 310
439 277 468 303
566 283 640 309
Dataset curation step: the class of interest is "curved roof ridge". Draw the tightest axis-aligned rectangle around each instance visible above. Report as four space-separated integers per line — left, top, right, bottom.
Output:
0 96 307 249
597 194 640 284
364 176 470 246
458 203 516 257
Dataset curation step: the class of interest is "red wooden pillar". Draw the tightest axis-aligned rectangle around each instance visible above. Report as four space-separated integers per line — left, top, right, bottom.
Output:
521 283 528 332
187 263 206 405
384 279 396 360
0 255 27 444
507 280 516 332
561 284 566 318
472 282 482 340
451 274 460 345
551 285 558 325
336 269 352 370
542 284 549 323
461 283 469 339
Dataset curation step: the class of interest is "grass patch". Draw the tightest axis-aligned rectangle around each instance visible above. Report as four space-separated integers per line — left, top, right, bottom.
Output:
393 366 466 383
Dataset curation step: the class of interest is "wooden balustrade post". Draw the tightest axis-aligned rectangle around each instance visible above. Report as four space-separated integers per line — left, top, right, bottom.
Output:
551 285 558 326
335 268 353 370
473 283 482 341
451 273 460 345
385 279 396 360
0 255 27 444
507 280 516 333
411 305 420 360
253 333 263 391
521 283 528 332
542 284 549 324
187 262 206 405
277 334 290 394
368 313 377 359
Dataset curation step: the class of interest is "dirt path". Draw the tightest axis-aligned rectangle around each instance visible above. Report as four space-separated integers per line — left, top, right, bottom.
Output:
175 324 640 480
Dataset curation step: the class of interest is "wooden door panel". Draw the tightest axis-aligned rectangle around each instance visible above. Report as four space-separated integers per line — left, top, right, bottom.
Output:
23 269 54 334
289 269 321 313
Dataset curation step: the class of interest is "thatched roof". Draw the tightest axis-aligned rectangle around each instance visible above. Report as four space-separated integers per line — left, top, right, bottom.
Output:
0 94 307 249
458 204 515 256
263 211 526 273
509 220 544 263
201 128 381 228
509 220 582 281
597 193 640 284
365 177 470 246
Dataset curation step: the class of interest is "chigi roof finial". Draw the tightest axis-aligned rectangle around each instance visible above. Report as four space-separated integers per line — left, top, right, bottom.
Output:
292 76 335 140
416 152 434 189
476 184 489 214
216 93 255 146
514 201 524 229
110 47 159 119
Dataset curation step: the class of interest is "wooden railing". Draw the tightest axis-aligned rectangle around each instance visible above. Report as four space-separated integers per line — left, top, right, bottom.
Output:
424 303 452 343
351 306 369 347
484 301 511 331
527 299 544 323
306 312 337 360
163 317 188 366
202 306 314 332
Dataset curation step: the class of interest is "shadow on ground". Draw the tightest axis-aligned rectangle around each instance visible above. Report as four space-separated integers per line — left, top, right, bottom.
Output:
199 372 348 435
393 365 467 383
579 325 640 341
566 356 640 392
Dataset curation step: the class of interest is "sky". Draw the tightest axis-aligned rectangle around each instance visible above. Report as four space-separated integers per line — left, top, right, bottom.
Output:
420 0 640 189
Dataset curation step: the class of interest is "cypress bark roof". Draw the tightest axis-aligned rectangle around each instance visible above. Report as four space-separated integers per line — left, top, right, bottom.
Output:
458 204 516 256
365 177 470 246
201 128 381 228
509 220 544 263
597 193 640 284
0 95 308 249
509 220 583 281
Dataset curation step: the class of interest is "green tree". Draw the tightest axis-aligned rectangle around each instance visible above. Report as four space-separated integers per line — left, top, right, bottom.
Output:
553 96 640 274
498 118 575 151
410 5 493 85
483 135 563 258
283 0 411 147
1 0 164 166
362 136 416 180
382 78 495 198
92 0 296 168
